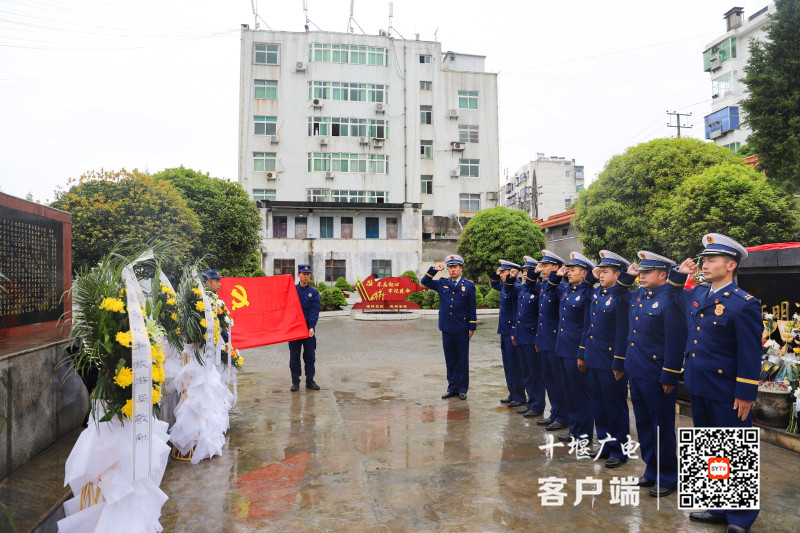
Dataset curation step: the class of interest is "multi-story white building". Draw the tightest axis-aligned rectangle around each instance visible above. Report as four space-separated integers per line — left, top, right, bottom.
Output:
238 28 499 281
702 4 774 153
504 154 584 220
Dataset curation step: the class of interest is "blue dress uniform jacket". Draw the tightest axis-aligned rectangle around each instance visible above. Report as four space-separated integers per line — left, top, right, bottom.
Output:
421 267 478 334
535 272 566 351
667 270 763 403
297 283 320 328
555 271 598 359
581 272 636 370
490 273 517 336
622 282 687 385
510 274 540 345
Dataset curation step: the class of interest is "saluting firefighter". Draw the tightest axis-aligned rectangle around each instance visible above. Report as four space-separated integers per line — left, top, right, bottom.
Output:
490 260 527 408
553 252 598 443
288 264 321 392
670 234 762 533
535 250 571 431
507 256 545 418
421 255 477 400
579 251 636 467
621 251 687 498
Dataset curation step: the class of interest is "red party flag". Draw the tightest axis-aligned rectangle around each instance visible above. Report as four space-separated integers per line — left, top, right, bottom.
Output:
218 275 309 349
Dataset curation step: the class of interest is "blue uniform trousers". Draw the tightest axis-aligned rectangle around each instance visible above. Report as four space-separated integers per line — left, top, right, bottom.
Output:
540 349 568 424
629 377 678 489
691 395 759 529
500 335 526 403
558 356 593 439
517 343 545 411
589 368 630 460
442 331 470 394
289 337 316 382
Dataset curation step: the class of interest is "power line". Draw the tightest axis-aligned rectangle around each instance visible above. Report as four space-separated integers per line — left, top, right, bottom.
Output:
666 110 693 138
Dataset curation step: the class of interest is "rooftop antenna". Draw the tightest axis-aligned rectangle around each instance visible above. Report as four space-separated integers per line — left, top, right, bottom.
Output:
388 2 407 40
250 0 272 30
303 0 323 32
346 0 367 35
434 27 439 42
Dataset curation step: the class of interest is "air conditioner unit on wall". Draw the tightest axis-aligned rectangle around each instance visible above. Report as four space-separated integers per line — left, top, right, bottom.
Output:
325 171 334 180
451 141 465 151
313 98 322 107
372 138 384 148
375 102 385 113
450 169 459 178
295 61 306 72
266 171 277 180
319 137 328 145
358 136 369 144
448 109 459 119
270 135 279 144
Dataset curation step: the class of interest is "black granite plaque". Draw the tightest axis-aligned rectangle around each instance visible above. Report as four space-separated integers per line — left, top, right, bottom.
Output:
0 205 64 329
737 272 800 320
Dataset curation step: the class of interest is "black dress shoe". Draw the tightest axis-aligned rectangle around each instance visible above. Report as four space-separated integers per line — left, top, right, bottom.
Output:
499 397 511 404
649 486 674 497
536 417 555 426
636 477 655 487
524 410 543 418
459 393 467 400
516 407 530 414
725 525 748 533
290 382 300 392
604 457 626 469
442 391 459 399
306 380 320 390
557 432 575 443
546 421 568 431
507 400 524 408
589 447 610 460
689 512 726 524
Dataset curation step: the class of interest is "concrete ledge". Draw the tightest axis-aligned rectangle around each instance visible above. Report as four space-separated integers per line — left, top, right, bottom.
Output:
353 312 420 321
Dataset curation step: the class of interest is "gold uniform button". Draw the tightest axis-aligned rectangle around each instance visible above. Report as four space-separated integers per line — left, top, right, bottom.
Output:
696 327 700 331
632 329 637 334
718 369 723 374
694 340 698 344
652 355 657 360
630 342 635 346
692 353 696 358
700 313 704 318
560 328 564 332
590 335 593 339
635 317 639 321
639 304 643 308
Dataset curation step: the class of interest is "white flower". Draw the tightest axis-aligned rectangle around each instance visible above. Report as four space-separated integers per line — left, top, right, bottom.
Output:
794 388 800 398
764 313 774 320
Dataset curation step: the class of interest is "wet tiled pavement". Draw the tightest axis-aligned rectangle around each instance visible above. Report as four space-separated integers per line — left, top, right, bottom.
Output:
158 318 800 533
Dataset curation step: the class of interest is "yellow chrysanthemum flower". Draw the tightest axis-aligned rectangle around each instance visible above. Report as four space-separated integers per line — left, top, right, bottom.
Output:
794 347 800 354
200 318 207 328
152 363 165 383
161 285 170 293
99 297 126 313
114 366 133 388
152 386 161 404
196 301 205 312
175 327 181 334
116 330 132 348
121 399 133 418
192 287 202 297
170 312 177 321
216 307 222 314
166 298 176 306
151 344 166 364
236 356 244 367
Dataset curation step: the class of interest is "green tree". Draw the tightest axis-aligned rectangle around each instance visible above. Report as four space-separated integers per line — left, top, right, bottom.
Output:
335 277 351 292
484 288 501 308
405 290 425 306
422 289 437 309
573 138 742 259
52 169 201 273
653 163 800 258
475 289 485 308
400 269 419 283
457 207 546 281
740 0 800 190
153 167 262 274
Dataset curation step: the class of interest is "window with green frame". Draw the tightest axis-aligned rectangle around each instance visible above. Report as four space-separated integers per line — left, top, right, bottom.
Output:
308 44 388 66
702 37 736 71
253 116 277 135
254 44 278 64
459 158 480 178
254 80 277 99
253 152 277 172
458 90 478 110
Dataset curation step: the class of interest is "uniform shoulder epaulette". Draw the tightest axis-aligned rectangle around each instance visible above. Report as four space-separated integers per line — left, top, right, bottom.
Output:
731 288 755 301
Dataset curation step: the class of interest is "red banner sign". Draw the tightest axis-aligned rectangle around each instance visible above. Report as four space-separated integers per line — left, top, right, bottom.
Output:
353 274 426 310
218 275 309 349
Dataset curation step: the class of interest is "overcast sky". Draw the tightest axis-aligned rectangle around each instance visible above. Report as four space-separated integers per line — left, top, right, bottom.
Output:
0 0 771 203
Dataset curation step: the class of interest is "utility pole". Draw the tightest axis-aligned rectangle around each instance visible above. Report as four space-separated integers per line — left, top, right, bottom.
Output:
667 110 693 138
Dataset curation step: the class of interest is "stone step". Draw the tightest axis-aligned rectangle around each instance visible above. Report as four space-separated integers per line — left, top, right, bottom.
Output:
0 427 80 533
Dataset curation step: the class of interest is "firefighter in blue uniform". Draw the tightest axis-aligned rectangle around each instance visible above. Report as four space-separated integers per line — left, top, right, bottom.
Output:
288 264 321 392
580 251 636 467
535 250 570 431
620 251 687 497
554 252 598 443
490 260 526 408
202 269 229 344
421 254 477 400
508 256 545 418
670 234 761 533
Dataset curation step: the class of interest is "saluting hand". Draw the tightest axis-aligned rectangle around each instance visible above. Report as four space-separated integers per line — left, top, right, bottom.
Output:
434 263 445 271
678 258 697 275
627 263 639 276
534 263 543 274
592 267 601 279
556 266 568 277
509 268 519 278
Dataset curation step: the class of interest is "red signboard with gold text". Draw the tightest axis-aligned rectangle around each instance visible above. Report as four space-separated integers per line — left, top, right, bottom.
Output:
353 274 426 310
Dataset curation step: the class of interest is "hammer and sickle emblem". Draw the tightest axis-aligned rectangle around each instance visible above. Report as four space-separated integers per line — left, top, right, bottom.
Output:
231 285 250 311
